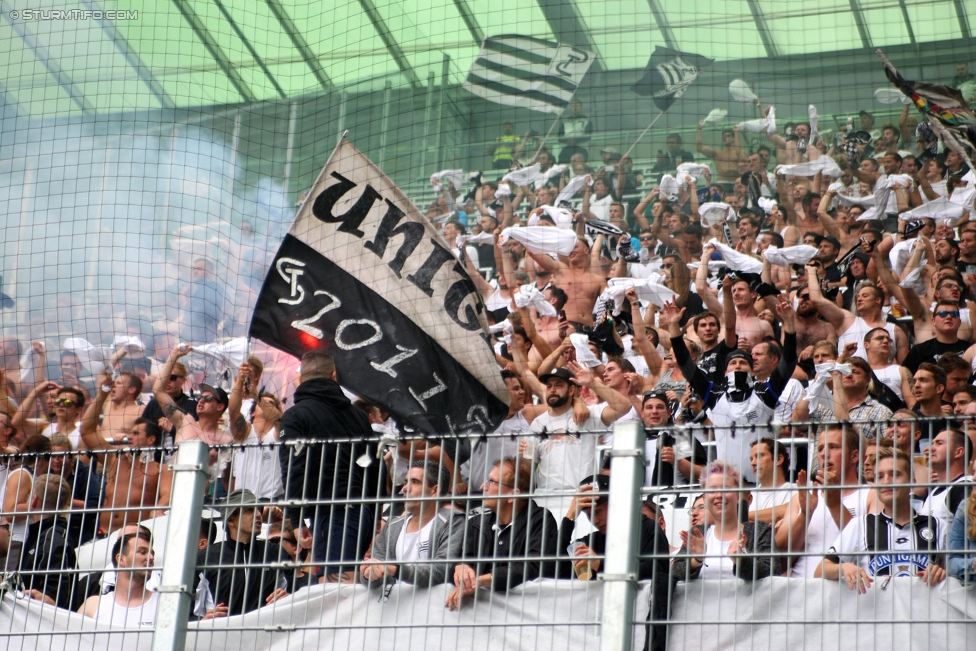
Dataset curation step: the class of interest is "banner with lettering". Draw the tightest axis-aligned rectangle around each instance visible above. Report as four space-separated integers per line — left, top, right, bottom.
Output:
249 138 509 435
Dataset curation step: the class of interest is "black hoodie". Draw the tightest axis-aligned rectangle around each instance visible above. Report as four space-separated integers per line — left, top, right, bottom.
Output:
278 377 371 527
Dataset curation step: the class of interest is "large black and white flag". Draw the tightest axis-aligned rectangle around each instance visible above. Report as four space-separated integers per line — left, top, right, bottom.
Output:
632 46 713 110
249 138 509 435
463 34 594 114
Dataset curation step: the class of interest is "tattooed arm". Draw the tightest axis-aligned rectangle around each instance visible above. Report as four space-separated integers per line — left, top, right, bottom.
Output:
228 363 253 444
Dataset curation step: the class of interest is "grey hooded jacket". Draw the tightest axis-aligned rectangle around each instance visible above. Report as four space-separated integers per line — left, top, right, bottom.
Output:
362 507 467 588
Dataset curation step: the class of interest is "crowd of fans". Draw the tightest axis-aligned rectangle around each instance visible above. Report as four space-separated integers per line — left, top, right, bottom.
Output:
3 66 976 646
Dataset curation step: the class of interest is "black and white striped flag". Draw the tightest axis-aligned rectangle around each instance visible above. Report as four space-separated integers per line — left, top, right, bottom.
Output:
463 34 594 114
632 46 713 111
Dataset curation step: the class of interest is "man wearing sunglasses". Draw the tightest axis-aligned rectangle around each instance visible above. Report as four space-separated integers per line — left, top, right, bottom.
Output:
902 301 971 375
140 361 198 448
12 382 85 450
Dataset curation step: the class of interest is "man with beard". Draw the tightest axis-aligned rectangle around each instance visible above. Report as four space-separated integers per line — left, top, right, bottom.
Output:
662 296 797 485
524 364 632 492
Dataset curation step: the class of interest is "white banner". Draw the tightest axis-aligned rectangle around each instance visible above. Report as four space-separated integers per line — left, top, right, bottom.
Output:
0 580 649 651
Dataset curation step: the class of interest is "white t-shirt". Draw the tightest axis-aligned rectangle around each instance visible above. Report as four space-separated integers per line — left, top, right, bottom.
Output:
750 482 797 514
697 526 737 581
395 514 436 562
232 426 283 499
529 405 606 492
773 379 804 423
588 194 615 221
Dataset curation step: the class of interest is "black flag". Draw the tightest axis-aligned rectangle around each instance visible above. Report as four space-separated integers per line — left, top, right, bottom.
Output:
249 139 509 435
632 46 713 110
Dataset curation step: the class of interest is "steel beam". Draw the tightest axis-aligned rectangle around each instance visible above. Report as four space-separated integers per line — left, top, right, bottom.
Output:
535 0 604 70
170 0 256 102
745 0 780 58
357 0 422 88
263 0 333 93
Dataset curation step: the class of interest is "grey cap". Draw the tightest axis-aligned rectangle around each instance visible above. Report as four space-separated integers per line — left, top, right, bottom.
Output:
223 488 261 525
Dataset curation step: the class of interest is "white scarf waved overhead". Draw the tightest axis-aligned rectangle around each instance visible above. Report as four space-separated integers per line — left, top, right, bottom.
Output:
430 169 464 190
774 155 843 179
708 238 764 274
514 284 557 317
499 225 578 256
763 245 820 267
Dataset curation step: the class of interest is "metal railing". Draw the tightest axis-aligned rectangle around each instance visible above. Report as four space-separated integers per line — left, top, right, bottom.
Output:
1 418 975 650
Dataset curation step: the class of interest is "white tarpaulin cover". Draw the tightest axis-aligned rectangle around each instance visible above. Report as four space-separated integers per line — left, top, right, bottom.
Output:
669 577 976 651
0 580 651 651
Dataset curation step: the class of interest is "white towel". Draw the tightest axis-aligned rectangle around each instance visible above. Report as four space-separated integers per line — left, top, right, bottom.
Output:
112 335 146 351
541 205 576 229
809 105 821 145
803 363 852 413
949 185 976 216
698 202 734 227
458 232 496 245
874 88 912 105
502 164 543 187
703 108 728 124
534 164 568 190
757 197 778 215
898 198 966 225
555 175 589 206
687 261 728 273
708 238 764 274
729 79 759 103
500 225 577 256
763 245 820 267
514 284 557 317
430 169 464 190
570 333 603 369
774 155 843 179
605 277 678 311
494 182 512 198
677 163 711 185
899 266 928 294
659 174 680 201
765 105 777 135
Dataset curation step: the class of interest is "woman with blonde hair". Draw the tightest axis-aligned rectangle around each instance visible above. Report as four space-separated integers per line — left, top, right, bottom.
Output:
948 492 976 581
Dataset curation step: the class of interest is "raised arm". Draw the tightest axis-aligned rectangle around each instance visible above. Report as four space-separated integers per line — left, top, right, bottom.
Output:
696 245 723 315
817 189 843 240
721 276 738 349
152 345 192 430
228 363 254 444
80 369 113 451
567 361 632 426
662 301 711 396
633 189 660 231
11 381 59 439
804 262 852 333
696 122 719 159
626 289 663 380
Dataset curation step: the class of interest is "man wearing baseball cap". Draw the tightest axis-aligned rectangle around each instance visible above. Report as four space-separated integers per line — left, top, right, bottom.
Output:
524 362 633 492
193 488 289 619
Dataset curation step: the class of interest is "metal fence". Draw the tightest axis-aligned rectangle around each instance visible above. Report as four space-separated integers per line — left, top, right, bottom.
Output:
1 418 976 650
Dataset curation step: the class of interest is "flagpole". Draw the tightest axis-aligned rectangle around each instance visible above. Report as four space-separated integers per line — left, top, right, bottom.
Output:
533 113 565 162
623 110 667 160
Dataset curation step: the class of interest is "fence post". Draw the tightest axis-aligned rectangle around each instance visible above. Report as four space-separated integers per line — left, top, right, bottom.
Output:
152 441 209 651
600 421 645 651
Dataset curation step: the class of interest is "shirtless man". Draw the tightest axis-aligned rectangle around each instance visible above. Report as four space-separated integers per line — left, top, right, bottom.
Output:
527 236 606 329
806 262 909 362
793 284 837 360
696 122 745 183
100 372 144 443
80 368 162 533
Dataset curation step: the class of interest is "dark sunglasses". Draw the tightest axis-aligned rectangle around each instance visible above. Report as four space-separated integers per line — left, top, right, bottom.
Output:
661 263 674 270
54 398 78 407
798 294 810 301
936 310 961 319
639 236 654 241
200 394 217 403
169 374 185 382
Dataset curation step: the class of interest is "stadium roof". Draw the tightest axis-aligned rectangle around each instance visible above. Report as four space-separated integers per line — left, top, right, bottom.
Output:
1 0 974 118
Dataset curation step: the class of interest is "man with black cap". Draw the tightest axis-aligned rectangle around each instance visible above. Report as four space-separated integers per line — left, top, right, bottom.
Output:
661 294 797 485
152 343 233 448
814 234 842 286
640 390 708 487
193 488 288 618
524 362 633 492
558 471 672 651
